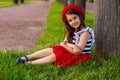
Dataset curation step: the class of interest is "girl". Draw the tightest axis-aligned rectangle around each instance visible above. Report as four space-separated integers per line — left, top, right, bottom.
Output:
16 4 95 67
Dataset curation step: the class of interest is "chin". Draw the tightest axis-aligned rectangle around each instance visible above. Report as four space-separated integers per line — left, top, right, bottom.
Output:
74 26 79 28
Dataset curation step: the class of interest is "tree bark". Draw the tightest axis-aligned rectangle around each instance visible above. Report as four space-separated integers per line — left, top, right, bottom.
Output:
94 0 120 56
13 0 18 4
69 0 75 4
74 0 86 13
63 0 68 7
20 0 24 4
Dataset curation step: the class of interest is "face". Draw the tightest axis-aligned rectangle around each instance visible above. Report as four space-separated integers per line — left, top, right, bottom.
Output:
66 14 81 29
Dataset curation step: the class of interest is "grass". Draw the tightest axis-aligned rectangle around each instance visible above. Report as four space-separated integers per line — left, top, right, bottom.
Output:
0 0 29 8
0 1 120 80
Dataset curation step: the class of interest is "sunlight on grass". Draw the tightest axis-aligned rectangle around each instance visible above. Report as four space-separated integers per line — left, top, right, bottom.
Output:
85 12 94 28
0 0 29 8
0 2 14 7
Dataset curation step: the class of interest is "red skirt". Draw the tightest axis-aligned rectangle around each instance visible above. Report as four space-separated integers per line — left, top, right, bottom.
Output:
51 46 90 67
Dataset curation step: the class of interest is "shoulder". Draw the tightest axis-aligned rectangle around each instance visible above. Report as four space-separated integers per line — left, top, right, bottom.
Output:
80 27 92 37
81 27 94 36
80 31 90 39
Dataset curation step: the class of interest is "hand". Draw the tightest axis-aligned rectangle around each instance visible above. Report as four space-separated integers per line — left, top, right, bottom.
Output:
60 41 66 47
66 43 81 55
73 45 81 55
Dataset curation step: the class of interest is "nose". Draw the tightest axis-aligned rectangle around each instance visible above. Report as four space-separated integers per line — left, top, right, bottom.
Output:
72 20 75 24
71 20 75 25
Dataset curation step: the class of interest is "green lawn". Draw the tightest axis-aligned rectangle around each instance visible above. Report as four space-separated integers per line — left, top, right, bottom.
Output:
0 0 29 7
0 1 120 80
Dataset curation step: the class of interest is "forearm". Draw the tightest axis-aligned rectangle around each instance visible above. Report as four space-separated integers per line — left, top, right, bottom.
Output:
62 44 74 54
66 43 75 48
66 43 83 54
60 42 83 55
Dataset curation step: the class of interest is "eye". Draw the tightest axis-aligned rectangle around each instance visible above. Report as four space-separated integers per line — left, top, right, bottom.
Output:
73 16 77 20
68 19 72 22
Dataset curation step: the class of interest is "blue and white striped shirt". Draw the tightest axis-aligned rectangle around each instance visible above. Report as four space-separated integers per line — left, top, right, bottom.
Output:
73 27 95 54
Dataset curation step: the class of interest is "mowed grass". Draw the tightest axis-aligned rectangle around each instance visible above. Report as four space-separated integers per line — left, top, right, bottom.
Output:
0 0 29 7
0 1 120 80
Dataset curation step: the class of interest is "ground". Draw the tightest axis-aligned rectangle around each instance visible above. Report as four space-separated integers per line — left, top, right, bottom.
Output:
0 1 52 51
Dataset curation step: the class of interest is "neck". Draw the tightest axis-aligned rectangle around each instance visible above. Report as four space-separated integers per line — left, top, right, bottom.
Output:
75 28 78 32
75 25 85 32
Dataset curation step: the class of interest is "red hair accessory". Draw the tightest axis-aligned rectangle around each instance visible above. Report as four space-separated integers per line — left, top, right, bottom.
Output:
62 4 84 22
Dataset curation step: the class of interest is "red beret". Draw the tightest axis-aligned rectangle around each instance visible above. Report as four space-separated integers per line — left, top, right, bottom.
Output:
62 4 84 23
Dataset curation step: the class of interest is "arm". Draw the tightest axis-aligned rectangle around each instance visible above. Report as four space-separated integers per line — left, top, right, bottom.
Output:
64 31 90 55
66 43 82 54
60 36 75 54
77 31 90 53
60 42 74 54
60 32 90 55
60 37 83 54
60 42 82 55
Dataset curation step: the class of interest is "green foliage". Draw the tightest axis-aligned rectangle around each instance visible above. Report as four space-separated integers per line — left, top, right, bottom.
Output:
87 0 94 3
0 1 119 80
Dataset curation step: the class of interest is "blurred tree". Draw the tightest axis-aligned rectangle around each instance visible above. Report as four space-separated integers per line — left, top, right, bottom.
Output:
57 0 86 14
63 0 67 7
20 0 24 4
74 0 86 13
13 0 18 4
13 0 24 4
87 0 94 3
69 0 74 4
94 0 120 56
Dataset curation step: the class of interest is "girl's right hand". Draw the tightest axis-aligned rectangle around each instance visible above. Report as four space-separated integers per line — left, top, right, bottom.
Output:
73 45 81 55
60 41 66 47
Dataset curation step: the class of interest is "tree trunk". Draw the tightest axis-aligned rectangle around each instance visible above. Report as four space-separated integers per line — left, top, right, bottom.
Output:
94 0 120 56
57 0 86 17
63 0 68 7
13 0 18 4
69 0 75 4
74 0 86 13
20 0 24 4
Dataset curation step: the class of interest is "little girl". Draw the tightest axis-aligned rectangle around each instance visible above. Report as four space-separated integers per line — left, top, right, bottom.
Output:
16 4 95 67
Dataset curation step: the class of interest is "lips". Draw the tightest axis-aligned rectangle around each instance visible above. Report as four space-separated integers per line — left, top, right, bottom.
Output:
72 22 78 26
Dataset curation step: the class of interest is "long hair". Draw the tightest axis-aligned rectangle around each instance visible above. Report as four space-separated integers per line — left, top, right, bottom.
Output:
64 10 85 43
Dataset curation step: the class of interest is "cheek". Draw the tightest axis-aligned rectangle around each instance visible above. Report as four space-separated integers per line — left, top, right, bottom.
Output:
77 18 81 23
69 22 73 26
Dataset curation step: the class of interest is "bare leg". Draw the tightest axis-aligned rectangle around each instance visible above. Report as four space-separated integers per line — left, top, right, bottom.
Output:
25 53 56 65
21 48 54 60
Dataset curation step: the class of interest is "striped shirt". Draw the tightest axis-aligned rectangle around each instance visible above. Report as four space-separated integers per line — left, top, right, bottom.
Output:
73 27 95 54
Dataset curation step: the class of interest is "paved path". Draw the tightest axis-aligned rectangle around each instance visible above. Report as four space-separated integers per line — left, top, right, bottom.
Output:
0 1 52 51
